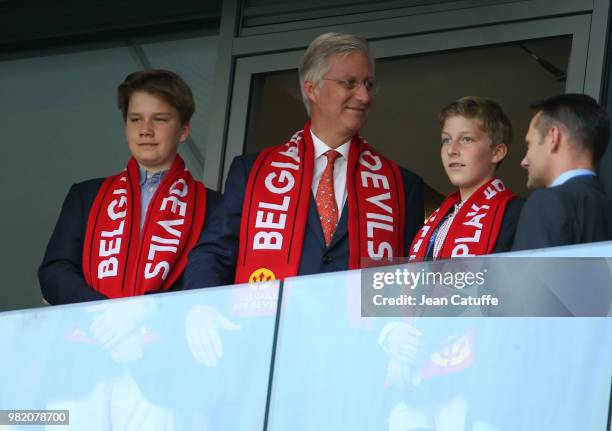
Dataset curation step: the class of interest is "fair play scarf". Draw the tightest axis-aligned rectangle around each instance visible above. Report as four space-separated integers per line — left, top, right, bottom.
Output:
410 178 514 260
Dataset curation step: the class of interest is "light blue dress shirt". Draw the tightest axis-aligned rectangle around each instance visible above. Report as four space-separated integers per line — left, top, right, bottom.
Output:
550 168 595 187
139 166 168 229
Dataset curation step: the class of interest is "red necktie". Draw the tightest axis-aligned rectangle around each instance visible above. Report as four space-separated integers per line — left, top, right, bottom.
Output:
315 150 341 247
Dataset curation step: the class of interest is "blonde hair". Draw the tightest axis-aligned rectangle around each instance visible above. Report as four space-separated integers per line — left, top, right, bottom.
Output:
438 96 513 149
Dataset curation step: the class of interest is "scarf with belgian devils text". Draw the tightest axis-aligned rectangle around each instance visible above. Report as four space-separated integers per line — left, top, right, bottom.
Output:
235 121 406 284
409 178 514 260
82 156 206 298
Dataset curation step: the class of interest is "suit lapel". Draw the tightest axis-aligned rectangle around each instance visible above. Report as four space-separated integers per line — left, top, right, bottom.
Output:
306 195 349 249
306 194 326 248
328 201 348 249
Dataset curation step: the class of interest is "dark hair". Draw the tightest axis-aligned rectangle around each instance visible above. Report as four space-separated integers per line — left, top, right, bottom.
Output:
117 69 195 124
530 93 610 165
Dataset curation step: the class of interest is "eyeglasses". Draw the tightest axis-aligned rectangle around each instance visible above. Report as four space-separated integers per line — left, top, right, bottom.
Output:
321 77 378 94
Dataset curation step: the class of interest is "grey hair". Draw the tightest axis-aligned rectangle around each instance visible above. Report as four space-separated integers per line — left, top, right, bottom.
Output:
298 32 374 115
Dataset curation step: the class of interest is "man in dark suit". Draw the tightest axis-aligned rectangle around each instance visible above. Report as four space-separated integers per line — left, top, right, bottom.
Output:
185 32 424 289
512 93 612 251
39 70 220 305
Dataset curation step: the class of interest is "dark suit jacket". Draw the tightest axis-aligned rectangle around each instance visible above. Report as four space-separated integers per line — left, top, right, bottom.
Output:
492 196 525 253
512 175 612 251
38 178 220 305
184 153 424 290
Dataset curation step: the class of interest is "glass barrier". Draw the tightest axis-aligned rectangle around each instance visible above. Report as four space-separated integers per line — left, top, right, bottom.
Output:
0 282 279 430
1 241 611 430
502 239 612 257
270 269 612 430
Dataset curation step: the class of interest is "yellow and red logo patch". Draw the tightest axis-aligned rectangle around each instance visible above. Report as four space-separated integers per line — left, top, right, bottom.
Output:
249 268 276 283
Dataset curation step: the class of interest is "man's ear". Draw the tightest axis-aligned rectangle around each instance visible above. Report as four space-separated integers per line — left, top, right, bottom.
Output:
303 80 318 104
491 143 508 165
548 125 562 153
179 122 191 144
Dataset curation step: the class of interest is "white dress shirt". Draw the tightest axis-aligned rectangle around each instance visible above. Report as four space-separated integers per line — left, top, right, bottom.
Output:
310 130 351 218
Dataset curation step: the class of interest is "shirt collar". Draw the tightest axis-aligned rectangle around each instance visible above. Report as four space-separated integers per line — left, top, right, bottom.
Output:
310 130 351 160
550 169 595 187
138 165 168 186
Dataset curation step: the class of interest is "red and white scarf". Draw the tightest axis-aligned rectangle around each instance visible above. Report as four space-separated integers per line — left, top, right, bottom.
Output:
82 156 206 298
235 121 406 283
410 178 514 260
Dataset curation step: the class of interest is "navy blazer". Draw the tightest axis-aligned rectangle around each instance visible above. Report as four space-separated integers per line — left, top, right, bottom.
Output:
512 175 612 251
38 178 220 305
184 153 424 289
492 196 525 253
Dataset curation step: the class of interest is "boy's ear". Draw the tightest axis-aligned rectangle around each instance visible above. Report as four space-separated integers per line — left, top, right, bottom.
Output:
492 143 508 165
179 122 191 144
